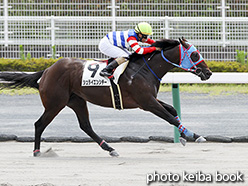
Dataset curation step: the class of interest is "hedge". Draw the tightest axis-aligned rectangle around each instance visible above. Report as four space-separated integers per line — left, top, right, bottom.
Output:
0 58 58 72
1 58 248 72
206 61 248 72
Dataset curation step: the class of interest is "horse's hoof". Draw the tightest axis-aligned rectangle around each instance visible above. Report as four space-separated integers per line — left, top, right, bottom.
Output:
109 150 119 157
195 136 206 143
33 149 41 157
179 137 187 146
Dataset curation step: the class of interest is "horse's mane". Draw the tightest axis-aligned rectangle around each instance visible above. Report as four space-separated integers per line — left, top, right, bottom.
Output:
129 39 180 62
151 39 180 49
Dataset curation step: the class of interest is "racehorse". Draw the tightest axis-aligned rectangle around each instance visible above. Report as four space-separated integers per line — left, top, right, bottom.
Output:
0 38 212 157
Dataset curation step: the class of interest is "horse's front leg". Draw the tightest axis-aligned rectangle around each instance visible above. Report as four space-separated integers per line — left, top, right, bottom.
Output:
157 99 206 144
142 98 206 145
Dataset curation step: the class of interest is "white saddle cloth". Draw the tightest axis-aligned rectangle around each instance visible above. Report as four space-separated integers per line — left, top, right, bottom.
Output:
81 60 128 86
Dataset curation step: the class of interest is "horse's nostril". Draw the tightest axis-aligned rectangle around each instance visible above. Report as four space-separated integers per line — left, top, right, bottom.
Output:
207 70 212 77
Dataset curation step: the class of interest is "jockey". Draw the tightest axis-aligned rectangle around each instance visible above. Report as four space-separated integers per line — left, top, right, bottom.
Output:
99 22 161 77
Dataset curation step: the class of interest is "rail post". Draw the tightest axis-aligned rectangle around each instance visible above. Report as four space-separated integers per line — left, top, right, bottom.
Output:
172 83 181 143
107 0 120 31
46 16 60 58
0 0 13 47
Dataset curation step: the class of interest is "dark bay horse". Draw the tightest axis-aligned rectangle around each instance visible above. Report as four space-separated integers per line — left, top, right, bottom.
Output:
0 38 212 157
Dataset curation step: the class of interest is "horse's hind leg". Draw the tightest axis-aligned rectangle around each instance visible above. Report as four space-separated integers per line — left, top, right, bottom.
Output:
67 93 119 157
33 107 65 156
34 80 69 156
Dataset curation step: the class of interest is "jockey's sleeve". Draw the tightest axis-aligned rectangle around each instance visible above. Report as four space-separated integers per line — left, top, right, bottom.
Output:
127 36 156 55
145 38 155 45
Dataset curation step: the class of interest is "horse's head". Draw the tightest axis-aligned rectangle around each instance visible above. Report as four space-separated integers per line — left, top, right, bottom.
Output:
178 37 212 80
152 38 212 81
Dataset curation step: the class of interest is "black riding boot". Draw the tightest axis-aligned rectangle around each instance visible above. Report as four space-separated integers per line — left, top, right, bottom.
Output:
100 60 119 77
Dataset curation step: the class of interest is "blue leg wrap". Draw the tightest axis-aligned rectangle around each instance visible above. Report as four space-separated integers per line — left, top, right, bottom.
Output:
175 116 181 124
175 116 194 138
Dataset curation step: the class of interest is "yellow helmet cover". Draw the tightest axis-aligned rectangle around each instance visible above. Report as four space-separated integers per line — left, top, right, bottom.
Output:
135 22 153 35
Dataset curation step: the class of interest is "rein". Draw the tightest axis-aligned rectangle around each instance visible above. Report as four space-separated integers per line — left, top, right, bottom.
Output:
142 56 162 81
131 51 156 79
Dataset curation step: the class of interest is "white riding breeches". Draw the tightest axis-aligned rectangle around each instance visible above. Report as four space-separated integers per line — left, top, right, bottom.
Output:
99 36 131 58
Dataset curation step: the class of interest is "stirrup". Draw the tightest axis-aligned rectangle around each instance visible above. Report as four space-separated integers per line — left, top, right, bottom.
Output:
100 70 113 77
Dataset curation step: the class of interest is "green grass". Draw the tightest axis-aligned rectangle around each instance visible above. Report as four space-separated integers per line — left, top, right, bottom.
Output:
0 87 38 95
0 84 248 96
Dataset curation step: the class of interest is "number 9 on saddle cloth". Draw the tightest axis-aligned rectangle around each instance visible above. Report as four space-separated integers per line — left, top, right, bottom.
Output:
82 59 129 110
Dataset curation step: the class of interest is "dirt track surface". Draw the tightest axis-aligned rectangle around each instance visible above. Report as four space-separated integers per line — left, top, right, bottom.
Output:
0 141 247 186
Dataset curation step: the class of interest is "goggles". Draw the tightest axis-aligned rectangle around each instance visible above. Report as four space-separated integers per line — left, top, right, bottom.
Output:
142 34 148 39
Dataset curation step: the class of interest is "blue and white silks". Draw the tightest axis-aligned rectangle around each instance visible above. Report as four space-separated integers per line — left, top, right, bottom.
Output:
106 29 139 49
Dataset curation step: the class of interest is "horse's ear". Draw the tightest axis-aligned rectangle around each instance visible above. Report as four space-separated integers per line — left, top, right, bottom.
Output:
179 38 182 44
179 37 189 49
182 37 188 42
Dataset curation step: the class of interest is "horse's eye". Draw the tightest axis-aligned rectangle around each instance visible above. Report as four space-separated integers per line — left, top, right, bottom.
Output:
190 51 200 62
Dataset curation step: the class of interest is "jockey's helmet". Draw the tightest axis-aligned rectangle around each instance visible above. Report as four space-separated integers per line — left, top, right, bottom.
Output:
134 22 153 35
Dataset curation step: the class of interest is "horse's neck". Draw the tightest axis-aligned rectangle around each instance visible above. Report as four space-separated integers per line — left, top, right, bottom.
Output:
147 47 179 80
125 46 179 82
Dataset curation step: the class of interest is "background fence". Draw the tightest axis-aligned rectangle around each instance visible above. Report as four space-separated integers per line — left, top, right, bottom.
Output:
0 0 248 61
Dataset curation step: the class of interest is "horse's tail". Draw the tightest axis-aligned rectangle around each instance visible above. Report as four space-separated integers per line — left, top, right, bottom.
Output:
0 71 44 89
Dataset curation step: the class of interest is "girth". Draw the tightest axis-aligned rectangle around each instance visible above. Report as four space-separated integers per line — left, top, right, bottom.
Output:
109 79 123 110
